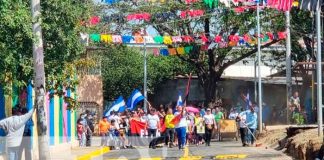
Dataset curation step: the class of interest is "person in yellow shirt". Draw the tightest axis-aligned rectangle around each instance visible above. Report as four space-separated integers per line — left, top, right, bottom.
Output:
99 116 110 146
164 108 175 148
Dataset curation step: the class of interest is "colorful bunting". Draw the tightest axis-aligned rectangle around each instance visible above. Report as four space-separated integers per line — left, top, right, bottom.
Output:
85 31 285 46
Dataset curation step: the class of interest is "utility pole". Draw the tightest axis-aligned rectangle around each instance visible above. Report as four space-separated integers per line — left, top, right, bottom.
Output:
256 0 263 133
285 11 292 125
143 37 148 113
316 2 323 137
31 0 50 159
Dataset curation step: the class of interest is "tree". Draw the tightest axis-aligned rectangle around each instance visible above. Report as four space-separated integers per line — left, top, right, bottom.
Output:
100 45 193 100
0 1 95 158
98 2 286 104
265 8 316 103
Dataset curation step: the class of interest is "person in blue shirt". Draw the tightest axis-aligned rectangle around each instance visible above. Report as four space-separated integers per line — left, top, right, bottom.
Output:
243 105 258 146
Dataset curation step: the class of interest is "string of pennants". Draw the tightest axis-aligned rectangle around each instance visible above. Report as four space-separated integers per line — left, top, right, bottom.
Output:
101 0 301 10
88 6 260 25
81 31 286 47
89 0 304 26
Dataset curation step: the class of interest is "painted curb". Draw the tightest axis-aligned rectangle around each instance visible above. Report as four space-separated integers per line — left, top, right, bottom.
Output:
75 147 110 160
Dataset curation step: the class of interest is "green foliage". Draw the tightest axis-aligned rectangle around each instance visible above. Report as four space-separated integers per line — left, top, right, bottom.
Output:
0 1 33 92
100 1 288 102
0 0 95 110
101 45 193 100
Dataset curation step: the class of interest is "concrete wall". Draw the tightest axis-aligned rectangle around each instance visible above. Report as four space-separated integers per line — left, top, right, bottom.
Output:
77 75 104 119
150 78 205 106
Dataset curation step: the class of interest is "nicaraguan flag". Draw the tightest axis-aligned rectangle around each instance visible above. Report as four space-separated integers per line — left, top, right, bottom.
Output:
127 89 144 110
105 96 126 116
177 93 183 106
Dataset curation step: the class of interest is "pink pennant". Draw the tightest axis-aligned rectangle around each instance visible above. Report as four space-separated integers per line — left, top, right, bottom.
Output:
243 34 251 42
214 35 222 43
266 32 274 40
127 13 151 21
182 35 194 43
185 0 199 4
278 32 286 39
180 11 187 19
89 16 100 25
234 7 245 13
153 48 160 56
201 34 209 43
172 36 183 43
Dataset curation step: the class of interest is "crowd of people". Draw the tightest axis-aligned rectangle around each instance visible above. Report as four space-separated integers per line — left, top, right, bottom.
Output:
85 103 258 150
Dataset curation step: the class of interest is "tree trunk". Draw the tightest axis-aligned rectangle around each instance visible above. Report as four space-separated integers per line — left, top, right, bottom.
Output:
31 0 50 159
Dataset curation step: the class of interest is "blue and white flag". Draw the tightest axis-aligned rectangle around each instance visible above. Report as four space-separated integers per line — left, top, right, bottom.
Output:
245 92 252 110
105 96 126 116
127 89 145 110
177 93 183 106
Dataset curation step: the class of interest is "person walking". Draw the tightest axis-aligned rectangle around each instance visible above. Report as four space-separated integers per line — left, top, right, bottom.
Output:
164 108 175 148
85 111 94 147
78 113 89 147
0 107 35 160
243 105 257 146
194 112 204 145
77 119 85 147
237 108 247 146
147 109 160 138
203 108 216 146
214 107 224 139
174 106 187 150
18 108 34 160
99 116 110 146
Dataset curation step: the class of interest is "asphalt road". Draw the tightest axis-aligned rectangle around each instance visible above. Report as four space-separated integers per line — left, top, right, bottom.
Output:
100 140 292 160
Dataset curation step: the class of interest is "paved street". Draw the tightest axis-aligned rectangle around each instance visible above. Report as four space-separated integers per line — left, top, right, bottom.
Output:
100 140 292 160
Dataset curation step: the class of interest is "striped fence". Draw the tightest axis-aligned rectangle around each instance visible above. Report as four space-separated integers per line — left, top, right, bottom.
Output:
0 83 78 149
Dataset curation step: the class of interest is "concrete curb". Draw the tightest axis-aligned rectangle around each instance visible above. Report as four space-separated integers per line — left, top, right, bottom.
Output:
75 147 110 160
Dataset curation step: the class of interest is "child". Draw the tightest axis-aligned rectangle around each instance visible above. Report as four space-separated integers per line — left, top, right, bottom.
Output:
109 120 120 150
77 119 85 147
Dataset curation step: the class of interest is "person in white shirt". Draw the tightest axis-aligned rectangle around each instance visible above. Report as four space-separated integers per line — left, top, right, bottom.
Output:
203 108 216 146
147 109 160 138
237 108 247 146
174 106 187 150
228 108 239 120
108 111 121 130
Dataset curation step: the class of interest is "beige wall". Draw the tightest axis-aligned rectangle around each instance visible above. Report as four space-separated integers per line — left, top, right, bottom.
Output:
77 75 104 116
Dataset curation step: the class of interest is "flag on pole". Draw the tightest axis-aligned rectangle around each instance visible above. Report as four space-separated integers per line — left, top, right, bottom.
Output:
245 92 252 110
127 89 145 110
177 93 183 106
104 96 126 116
130 119 147 135
184 73 192 102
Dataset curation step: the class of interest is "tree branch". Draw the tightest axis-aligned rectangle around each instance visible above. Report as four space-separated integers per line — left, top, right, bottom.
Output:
221 40 281 70
153 24 174 35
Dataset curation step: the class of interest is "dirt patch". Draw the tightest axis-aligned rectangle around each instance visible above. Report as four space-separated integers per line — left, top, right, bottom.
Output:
285 129 322 160
258 129 287 148
258 128 323 160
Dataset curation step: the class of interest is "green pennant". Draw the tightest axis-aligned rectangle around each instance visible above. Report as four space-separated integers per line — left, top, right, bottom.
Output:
90 34 100 42
262 35 269 42
184 46 193 54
